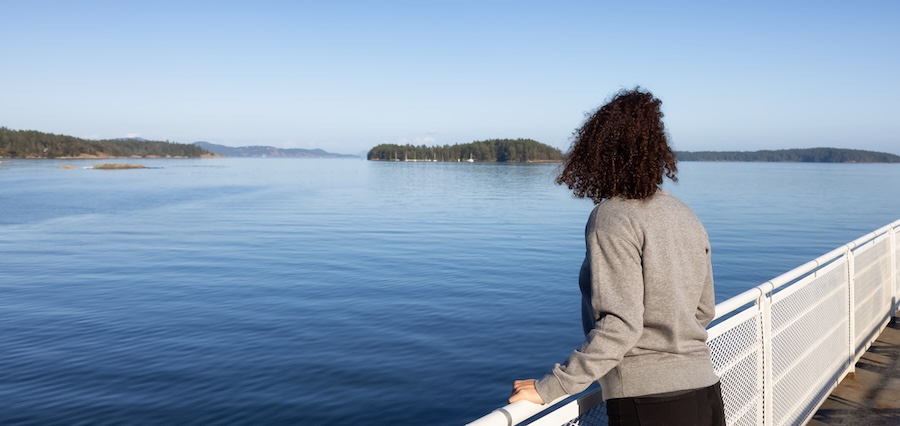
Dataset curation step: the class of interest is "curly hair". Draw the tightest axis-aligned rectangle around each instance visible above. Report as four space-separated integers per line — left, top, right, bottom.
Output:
556 88 677 202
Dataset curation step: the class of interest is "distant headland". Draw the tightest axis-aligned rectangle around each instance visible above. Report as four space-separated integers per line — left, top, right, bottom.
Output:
0 127 216 159
368 139 564 162
0 127 355 159
192 141 356 159
674 148 900 163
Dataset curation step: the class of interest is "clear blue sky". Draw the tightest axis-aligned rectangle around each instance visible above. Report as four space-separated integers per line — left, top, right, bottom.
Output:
3 1 898 155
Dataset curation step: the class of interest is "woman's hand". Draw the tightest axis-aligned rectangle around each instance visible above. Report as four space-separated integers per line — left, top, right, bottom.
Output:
509 379 545 404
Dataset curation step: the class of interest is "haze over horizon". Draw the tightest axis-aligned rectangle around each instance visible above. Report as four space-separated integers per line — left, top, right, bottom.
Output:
2 1 898 156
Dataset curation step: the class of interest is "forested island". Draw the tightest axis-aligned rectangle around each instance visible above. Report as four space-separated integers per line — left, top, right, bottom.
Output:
675 148 900 163
368 139 564 162
0 127 215 158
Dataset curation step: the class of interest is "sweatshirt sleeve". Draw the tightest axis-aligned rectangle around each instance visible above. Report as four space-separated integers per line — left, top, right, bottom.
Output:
534 221 645 402
695 246 716 327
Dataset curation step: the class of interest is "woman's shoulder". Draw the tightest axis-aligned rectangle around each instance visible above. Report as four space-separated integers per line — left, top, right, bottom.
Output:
588 197 643 234
590 190 696 227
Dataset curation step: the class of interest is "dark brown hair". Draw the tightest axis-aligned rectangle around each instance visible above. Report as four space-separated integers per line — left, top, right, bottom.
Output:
556 88 677 202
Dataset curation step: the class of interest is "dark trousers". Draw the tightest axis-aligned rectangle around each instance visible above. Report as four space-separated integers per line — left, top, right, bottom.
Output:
606 382 726 426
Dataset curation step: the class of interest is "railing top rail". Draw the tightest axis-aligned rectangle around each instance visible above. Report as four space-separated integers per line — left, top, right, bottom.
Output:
846 222 894 250
766 246 845 290
467 396 570 426
715 222 897 320
713 222 898 321
713 286 766 321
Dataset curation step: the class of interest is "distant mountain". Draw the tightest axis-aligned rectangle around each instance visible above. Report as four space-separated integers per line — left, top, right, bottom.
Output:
675 148 900 163
193 142 358 158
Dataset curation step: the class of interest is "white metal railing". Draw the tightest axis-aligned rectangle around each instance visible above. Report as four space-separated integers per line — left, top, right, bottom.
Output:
469 219 900 426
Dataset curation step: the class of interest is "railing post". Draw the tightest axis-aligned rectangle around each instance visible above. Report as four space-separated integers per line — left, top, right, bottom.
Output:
846 245 856 373
891 222 898 313
886 229 894 319
759 282 774 426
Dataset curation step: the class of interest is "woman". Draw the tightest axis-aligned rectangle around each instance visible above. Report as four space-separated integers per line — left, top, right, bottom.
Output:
509 88 725 426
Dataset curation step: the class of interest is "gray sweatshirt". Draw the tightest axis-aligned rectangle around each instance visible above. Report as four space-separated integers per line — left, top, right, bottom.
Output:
535 189 720 402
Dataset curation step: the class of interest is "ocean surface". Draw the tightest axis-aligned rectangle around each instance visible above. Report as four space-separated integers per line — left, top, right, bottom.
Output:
1 158 898 425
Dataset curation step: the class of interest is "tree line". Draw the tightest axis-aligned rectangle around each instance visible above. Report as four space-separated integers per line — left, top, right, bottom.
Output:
368 138 564 162
0 127 212 158
675 148 900 163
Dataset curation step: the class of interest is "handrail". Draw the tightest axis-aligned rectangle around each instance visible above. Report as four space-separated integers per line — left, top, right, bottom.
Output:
467 398 566 426
468 218 900 426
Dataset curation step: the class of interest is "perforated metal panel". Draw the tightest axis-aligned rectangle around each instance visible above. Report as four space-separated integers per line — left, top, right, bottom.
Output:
853 235 892 354
708 308 765 426
559 402 607 426
769 260 849 425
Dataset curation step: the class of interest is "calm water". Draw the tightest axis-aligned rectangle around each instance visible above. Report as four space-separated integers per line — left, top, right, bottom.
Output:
1 159 898 425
